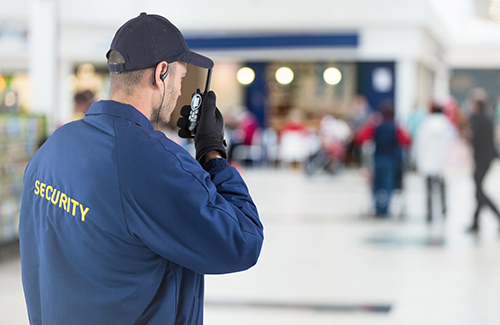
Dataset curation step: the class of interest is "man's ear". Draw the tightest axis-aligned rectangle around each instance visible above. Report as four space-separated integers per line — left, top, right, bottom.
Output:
152 62 169 86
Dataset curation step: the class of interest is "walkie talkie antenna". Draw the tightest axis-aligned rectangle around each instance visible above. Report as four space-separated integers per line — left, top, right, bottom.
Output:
203 69 212 95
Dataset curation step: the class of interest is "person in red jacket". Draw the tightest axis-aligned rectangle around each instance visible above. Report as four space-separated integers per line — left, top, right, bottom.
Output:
355 99 410 217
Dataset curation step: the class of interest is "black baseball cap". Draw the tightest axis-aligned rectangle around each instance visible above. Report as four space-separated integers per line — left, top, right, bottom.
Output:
107 12 213 72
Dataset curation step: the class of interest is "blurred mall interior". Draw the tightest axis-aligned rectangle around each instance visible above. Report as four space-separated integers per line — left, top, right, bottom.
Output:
2 0 500 324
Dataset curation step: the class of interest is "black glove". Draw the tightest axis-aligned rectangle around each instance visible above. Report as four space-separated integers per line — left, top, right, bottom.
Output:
177 105 193 139
177 91 227 163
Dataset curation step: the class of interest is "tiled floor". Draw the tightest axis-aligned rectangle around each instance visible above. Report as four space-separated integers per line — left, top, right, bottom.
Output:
3 162 500 324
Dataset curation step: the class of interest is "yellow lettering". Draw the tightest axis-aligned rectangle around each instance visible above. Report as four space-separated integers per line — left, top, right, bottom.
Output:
46 186 53 201
51 190 60 205
80 205 89 222
33 180 89 223
34 180 40 195
59 193 68 210
71 199 79 216
40 183 46 198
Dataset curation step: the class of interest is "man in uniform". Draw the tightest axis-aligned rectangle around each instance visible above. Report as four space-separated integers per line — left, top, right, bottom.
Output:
19 13 263 324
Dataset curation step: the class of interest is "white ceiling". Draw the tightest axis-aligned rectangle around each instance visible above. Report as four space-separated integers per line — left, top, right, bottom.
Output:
430 0 500 45
1 0 500 68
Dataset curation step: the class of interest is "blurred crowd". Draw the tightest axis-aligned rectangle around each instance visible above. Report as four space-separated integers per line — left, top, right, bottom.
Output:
213 91 478 179
215 88 499 225
73 86 500 226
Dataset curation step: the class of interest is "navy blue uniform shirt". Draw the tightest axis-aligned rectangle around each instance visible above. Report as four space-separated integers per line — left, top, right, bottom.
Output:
19 100 263 324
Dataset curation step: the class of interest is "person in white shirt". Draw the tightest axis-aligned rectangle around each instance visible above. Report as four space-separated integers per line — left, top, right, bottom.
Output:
415 103 458 223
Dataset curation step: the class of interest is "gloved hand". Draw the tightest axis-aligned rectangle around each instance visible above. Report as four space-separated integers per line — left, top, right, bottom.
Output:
177 91 227 163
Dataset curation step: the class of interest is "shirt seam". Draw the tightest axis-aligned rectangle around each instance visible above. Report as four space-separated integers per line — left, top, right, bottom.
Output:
113 119 141 243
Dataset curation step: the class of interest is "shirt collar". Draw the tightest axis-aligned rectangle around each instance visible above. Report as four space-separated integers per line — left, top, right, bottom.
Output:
85 100 154 131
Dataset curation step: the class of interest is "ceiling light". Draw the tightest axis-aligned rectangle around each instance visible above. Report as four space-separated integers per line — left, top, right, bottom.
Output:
275 67 294 85
323 67 342 85
237 67 255 85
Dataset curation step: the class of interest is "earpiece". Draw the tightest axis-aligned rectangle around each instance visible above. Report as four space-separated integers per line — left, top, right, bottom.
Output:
152 64 169 86
161 66 169 82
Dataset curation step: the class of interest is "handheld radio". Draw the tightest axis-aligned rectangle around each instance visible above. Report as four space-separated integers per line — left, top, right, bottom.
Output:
188 69 212 137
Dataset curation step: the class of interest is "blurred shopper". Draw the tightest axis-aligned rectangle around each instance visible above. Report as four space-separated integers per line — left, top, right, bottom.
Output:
355 100 410 217
73 90 95 120
442 96 460 128
305 114 351 175
19 13 263 324
467 98 500 233
406 101 427 139
414 102 458 223
463 87 488 117
226 108 260 166
347 95 372 166
405 100 427 170
349 94 372 131
279 108 310 168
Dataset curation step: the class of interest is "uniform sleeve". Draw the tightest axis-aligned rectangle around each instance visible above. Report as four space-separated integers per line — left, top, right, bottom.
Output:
117 131 263 275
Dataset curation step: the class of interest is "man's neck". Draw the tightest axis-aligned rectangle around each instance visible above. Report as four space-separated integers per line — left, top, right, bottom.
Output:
109 90 152 120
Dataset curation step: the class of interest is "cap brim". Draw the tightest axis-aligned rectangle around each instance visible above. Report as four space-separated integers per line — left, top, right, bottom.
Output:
180 51 214 69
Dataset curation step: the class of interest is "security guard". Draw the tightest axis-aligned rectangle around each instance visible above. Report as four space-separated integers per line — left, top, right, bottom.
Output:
19 13 263 324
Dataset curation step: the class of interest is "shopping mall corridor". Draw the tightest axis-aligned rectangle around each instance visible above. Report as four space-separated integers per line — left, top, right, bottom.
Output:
2 164 500 324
